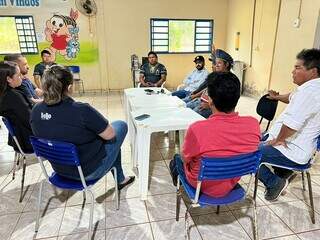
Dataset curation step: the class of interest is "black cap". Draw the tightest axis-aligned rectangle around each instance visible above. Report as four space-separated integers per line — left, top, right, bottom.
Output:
193 55 205 63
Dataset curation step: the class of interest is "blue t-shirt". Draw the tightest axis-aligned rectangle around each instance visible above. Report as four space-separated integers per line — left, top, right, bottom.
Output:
30 97 109 178
19 78 38 99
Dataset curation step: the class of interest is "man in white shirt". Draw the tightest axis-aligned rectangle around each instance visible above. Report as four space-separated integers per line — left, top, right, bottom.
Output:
172 56 209 99
259 48 320 201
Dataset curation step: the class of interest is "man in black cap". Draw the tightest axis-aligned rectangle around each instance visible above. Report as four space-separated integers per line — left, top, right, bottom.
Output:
172 56 209 99
186 49 234 118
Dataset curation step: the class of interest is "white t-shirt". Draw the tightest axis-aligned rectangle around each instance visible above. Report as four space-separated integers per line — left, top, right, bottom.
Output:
267 78 320 164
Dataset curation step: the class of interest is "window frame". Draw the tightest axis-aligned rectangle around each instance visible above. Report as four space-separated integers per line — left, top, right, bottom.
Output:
0 15 39 55
150 18 214 54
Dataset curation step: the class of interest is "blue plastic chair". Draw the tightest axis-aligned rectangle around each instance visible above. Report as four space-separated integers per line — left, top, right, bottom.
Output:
2 117 33 202
29 136 119 238
68 65 85 95
176 151 261 240
260 136 320 224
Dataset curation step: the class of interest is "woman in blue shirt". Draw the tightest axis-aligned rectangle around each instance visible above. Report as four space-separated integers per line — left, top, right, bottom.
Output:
30 65 134 190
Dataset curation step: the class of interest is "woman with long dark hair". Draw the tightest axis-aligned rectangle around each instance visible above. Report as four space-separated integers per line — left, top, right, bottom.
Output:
0 61 33 152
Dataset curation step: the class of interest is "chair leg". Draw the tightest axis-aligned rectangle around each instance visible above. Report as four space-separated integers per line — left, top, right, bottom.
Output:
185 206 191 240
253 198 258 240
87 189 95 239
113 167 119 210
19 156 26 203
253 174 259 201
35 180 44 233
265 121 270 132
81 81 85 94
83 191 86 202
306 171 315 224
176 186 182 221
216 205 220 214
12 152 18 180
302 172 306 191
17 152 21 167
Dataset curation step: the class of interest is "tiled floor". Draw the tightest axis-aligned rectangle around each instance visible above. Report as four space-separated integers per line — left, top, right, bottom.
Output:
1 91 320 240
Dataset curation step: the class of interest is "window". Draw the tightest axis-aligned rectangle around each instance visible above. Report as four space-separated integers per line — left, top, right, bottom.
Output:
0 16 38 55
150 18 213 53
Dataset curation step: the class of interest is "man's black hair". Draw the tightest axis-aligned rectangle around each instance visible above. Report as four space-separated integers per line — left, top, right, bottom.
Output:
207 72 240 113
41 49 51 56
3 54 23 62
148 51 158 58
296 48 320 76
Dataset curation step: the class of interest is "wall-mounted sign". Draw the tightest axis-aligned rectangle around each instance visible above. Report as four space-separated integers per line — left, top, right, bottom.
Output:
0 0 40 7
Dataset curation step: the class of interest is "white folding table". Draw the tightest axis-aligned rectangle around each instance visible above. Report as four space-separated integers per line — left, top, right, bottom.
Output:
124 88 185 150
130 107 204 200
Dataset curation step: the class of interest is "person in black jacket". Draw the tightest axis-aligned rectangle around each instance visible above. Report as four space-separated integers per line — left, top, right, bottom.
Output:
0 61 33 152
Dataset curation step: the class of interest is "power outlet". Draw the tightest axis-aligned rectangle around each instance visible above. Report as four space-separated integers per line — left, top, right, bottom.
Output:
293 18 301 28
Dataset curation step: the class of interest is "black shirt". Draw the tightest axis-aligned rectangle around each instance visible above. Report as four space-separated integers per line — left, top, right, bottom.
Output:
33 62 55 79
0 87 33 152
31 97 109 178
140 63 167 84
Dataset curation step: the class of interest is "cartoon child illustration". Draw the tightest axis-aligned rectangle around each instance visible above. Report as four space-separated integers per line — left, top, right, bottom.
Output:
45 9 79 61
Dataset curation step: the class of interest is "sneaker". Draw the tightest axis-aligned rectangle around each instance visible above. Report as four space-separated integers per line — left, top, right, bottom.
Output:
118 176 135 190
265 178 288 201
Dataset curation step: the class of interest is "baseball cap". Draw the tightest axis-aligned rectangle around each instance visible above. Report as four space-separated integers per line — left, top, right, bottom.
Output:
193 55 205 63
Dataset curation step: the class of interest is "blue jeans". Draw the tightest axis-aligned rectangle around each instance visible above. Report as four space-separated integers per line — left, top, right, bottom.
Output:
85 120 127 183
186 98 201 109
183 95 193 104
258 143 308 189
172 90 191 99
193 104 212 118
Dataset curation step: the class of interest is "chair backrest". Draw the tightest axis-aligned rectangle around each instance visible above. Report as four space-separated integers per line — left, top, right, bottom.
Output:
30 136 80 167
2 117 15 137
142 57 148 66
68 65 80 74
30 136 89 187
256 94 278 121
198 151 261 181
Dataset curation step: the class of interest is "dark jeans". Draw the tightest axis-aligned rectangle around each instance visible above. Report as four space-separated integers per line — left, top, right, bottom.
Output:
258 144 308 189
172 90 191 99
85 120 127 183
169 154 186 185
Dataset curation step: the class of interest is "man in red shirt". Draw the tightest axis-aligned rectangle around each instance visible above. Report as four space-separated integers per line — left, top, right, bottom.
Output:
170 72 260 197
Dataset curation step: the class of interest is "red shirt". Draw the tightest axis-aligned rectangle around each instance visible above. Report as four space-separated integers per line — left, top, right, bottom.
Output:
51 34 68 50
183 112 260 197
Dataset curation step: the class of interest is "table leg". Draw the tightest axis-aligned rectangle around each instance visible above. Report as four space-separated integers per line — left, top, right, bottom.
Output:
129 114 138 169
168 131 175 142
179 130 185 152
137 127 151 200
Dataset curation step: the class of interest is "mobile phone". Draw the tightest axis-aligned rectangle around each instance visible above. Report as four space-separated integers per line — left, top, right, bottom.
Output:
144 89 154 93
134 114 150 121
